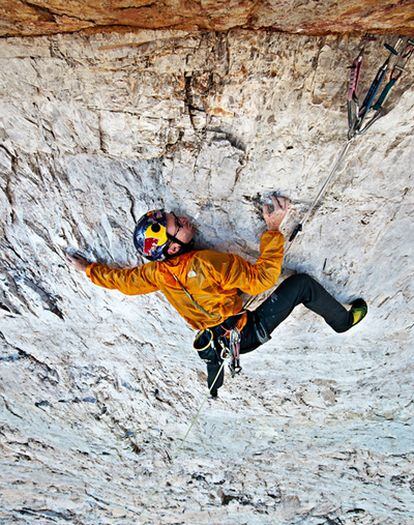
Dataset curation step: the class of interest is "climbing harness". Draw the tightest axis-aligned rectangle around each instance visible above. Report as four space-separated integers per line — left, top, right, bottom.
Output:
193 324 243 377
167 262 245 376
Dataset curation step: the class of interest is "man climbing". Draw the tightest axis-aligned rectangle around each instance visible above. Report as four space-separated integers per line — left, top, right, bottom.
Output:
67 196 367 397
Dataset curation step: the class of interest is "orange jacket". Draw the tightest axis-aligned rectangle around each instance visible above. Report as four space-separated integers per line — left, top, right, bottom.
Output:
86 230 284 330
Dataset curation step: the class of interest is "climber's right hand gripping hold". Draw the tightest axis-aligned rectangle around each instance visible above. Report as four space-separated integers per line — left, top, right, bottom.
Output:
263 195 290 231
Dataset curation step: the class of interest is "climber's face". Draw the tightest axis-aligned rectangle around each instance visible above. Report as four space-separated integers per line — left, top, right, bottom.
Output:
165 212 196 255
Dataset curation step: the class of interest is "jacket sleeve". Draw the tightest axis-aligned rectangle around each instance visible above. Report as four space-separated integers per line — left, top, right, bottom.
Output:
85 261 159 295
202 230 284 295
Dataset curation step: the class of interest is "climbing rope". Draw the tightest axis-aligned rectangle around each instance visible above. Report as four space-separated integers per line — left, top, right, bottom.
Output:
287 139 354 249
176 357 228 454
176 326 242 453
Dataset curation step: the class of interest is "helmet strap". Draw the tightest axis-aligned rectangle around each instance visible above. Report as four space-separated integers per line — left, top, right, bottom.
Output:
163 237 195 259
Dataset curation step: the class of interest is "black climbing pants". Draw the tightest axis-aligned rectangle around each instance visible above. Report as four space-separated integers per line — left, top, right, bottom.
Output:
240 273 353 353
204 273 353 396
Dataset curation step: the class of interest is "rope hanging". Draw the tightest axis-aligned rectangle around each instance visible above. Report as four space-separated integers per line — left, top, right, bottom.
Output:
175 357 228 454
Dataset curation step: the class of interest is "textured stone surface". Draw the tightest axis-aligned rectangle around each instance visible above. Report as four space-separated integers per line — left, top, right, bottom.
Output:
0 30 413 524
0 0 414 38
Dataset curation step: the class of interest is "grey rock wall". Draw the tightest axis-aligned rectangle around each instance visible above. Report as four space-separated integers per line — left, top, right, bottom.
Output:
0 30 413 524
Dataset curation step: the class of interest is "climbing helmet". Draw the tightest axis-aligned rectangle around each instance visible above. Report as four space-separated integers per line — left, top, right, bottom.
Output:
133 209 170 261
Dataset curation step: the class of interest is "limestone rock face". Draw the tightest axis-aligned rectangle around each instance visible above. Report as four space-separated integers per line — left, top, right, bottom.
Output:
1 0 414 38
0 29 414 524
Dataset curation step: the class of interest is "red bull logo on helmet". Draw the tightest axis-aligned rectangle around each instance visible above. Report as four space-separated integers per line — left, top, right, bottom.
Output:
133 209 169 261
143 221 168 256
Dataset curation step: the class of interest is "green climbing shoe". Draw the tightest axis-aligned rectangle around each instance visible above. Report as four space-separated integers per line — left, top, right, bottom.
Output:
350 298 368 327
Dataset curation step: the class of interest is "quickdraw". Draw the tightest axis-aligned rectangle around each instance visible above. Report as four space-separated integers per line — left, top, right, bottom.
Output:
288 35 413 247
348 36 413 139
373 40 414 111
219 328 242 377
347 37 369 137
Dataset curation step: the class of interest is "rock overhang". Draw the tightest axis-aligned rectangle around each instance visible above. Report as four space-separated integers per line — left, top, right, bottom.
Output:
1 0 414 38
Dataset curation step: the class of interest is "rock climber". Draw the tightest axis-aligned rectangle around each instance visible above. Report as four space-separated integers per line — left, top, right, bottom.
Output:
67 196 367 397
